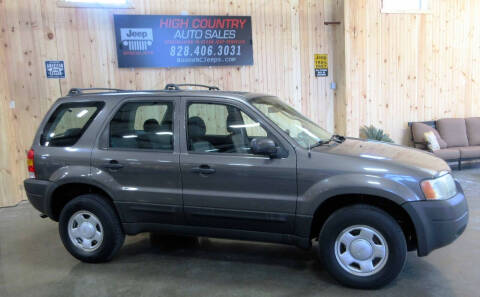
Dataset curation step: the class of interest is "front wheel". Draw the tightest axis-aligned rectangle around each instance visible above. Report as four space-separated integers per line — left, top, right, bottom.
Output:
318 204 407 289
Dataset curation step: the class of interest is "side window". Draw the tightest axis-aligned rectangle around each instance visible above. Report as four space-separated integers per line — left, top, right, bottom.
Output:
187 103 269 154
240 111 267 137
41 102 104 147
133 104 169 130
109 101 173 150
188 103 229 135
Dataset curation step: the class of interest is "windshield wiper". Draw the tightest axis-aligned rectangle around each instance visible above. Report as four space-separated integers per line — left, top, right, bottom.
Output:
309 134 346 150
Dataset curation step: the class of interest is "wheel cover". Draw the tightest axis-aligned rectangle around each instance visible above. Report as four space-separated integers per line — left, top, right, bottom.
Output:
68 210 104 252
334 225 388 277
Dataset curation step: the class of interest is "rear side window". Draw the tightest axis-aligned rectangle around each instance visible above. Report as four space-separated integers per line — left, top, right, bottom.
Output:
109 101 174 150
41 102 104 147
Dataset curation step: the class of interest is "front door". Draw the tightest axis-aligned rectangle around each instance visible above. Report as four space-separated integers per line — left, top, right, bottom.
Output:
180 97 297 234
92 97 182 224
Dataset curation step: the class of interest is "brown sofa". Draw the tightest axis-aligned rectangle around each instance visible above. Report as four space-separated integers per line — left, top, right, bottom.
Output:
409 117 480 170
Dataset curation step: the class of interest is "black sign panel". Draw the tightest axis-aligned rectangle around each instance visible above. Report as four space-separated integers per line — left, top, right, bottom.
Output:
45 61 65 78
114 15 253 68
315 68 328 77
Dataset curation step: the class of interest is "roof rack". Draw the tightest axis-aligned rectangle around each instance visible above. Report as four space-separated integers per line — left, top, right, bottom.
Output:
67 88 127 96
164 83 220 91
67 84 220 96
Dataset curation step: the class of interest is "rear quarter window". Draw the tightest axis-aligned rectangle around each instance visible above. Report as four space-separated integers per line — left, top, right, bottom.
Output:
41 102 104 147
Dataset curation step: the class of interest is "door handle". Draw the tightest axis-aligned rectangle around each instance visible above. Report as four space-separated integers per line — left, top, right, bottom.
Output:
191 165 216 175
103 160 124 170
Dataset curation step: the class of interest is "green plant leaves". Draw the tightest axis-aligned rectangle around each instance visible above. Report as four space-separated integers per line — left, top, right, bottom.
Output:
360 125 394 143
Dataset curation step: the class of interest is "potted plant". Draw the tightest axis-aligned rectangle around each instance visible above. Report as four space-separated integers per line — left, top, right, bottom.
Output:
360 125 394 143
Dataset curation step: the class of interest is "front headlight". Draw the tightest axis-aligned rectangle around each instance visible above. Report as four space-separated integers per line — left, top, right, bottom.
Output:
420 173 457 200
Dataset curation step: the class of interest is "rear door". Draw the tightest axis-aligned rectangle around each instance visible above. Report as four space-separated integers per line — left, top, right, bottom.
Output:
92 96 183 224
179 97 298 234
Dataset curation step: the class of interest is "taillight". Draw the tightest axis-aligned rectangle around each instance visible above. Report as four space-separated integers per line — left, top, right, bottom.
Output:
27 149 36 178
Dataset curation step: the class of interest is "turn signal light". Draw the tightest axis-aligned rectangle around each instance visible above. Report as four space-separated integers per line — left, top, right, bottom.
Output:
420 180 436 200
27 149 35 178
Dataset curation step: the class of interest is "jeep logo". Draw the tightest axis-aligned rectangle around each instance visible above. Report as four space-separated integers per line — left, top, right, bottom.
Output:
126 30 148 38
120 28 153 51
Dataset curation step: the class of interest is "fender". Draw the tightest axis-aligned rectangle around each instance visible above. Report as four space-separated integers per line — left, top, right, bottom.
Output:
43 165 121 219
293 173 423 238
297 173 422 216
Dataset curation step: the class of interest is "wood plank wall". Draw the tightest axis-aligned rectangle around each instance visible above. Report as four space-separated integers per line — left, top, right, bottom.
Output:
343 0 480 144
0 0 342 207
2 0 478 207
0 27 21 207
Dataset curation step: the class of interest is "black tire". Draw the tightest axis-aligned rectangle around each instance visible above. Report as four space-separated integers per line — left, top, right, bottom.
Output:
59 194 125 263
318 204 407 289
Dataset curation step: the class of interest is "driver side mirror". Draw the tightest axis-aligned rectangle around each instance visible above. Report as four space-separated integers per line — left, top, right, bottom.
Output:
251 138 277 157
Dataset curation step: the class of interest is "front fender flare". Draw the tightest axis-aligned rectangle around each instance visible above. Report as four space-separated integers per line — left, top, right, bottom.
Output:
297 173 422 216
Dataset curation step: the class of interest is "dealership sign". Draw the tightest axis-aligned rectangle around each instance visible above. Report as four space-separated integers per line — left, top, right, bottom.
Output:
114 15 253 68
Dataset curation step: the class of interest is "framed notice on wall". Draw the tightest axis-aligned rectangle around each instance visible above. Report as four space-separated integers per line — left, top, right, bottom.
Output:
45 61 65 79
314 54 328 77
114 15 253 68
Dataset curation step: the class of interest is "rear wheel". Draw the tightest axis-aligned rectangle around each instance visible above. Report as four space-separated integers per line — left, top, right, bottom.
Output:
318 204 407 289
59 194 125 263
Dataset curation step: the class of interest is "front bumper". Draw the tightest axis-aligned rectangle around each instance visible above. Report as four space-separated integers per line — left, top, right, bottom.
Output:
24 178 52 214
403 181 468 256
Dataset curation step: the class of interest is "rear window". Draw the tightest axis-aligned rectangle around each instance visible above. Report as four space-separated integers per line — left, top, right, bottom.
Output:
41 102 104 147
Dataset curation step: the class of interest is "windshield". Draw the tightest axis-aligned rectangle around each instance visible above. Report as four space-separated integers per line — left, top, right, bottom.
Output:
250 96 332 148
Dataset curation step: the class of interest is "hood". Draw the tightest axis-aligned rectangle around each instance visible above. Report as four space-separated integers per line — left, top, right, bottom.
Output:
317 138 450 177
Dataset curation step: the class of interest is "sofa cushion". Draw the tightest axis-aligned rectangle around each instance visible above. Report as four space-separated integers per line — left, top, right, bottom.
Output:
411 122 447 149
436 118 469 147
432 148 460 160
459 146 480 159
465 117 480 146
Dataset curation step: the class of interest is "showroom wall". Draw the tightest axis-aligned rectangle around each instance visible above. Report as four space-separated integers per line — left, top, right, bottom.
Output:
2 0 480 207
0 37 18 207
0 0 344 206
342 0 480 144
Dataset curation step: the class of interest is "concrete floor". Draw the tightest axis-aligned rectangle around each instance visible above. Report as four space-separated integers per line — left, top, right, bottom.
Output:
1 169 479 297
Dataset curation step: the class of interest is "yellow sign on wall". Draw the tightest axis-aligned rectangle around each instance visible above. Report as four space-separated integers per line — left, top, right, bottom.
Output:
314 54 328 77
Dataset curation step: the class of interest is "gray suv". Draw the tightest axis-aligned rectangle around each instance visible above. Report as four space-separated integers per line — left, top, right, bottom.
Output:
24 84 468 289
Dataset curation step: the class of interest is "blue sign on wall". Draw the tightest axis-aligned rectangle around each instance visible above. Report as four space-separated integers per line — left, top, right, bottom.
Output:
114 15 253 68
45 61 65 78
